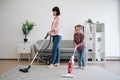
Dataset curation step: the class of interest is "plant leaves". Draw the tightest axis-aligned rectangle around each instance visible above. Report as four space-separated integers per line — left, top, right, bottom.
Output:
22 20 35 38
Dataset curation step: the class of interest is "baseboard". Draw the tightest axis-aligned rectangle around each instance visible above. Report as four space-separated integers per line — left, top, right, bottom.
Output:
0 58 33 60
0 56 120 61
106 56 120 61
0 58 17 60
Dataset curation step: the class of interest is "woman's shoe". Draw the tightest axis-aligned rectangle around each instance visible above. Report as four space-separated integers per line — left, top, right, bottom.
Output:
48 64 54 69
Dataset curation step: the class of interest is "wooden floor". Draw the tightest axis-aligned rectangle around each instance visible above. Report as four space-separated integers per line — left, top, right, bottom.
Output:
0 59 120 76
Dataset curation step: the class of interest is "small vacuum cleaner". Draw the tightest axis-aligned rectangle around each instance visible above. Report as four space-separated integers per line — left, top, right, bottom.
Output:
19 34 51 73
62 48 77 78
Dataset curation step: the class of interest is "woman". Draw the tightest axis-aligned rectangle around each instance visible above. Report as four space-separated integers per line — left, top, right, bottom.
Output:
48 6 62 68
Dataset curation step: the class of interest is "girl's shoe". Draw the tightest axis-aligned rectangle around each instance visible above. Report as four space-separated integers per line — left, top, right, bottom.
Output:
81 67 85 70
75 66 81 69
48 64 54 69
75 66 85 69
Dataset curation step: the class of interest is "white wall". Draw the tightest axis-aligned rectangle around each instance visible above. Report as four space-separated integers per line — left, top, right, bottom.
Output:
0 0 120 58
119 0 120 56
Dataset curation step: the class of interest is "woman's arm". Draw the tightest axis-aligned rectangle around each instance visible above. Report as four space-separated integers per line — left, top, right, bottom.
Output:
50 17 59 32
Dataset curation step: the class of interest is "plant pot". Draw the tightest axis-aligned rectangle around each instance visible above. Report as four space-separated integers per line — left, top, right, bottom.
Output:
24 38 28 42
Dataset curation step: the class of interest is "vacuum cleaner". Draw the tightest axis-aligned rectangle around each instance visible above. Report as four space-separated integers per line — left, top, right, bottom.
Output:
19 34 51 73
62 47 77 78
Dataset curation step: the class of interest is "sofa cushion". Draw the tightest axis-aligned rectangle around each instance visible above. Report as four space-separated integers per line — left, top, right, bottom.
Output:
60 40 74 48
60 48 75 53
40 48 75 53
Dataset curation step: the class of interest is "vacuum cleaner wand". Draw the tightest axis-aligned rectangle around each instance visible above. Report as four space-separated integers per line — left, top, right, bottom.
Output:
19 34 49 73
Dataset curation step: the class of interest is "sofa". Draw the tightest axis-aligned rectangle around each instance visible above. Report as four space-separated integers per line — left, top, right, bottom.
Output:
34 40 78 62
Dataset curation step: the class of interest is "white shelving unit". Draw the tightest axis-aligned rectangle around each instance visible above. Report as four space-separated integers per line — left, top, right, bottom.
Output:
94 23 105 61
85 23 105 62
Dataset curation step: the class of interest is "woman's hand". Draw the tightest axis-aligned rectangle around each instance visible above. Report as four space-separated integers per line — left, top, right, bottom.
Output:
47 31 51 35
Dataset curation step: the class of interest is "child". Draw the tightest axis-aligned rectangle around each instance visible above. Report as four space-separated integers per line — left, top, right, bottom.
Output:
73 25 86 69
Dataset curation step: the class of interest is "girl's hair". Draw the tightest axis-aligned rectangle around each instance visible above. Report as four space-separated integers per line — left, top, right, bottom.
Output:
75 25 84 32
52 6 60 16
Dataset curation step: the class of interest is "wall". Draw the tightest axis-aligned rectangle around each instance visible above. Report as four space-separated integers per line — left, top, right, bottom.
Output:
119 0 120 57
0 0 119 58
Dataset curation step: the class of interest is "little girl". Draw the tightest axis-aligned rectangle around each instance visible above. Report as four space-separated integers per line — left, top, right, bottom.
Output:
73 25 86 69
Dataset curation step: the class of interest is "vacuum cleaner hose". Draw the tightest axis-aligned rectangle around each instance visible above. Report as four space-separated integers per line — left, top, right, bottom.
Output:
38 34 52 62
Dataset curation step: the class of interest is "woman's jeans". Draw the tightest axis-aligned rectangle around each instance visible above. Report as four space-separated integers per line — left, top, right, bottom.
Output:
51 35 62 64
77 48 86 67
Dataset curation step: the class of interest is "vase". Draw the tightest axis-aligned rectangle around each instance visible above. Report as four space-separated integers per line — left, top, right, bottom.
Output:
24 38 28 42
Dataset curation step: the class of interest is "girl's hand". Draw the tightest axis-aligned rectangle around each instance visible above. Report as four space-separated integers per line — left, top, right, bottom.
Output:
75 44 78 48
73 42 78 48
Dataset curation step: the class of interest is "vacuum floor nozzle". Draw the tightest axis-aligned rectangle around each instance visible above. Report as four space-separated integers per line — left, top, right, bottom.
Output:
62 73 75 78
19 65 31 73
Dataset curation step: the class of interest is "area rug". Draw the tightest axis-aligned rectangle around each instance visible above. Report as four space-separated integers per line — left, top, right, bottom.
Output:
0 65 120 80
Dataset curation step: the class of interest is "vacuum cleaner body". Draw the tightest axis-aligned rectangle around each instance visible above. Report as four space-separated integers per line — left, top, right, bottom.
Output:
68 56 74 74
62 48 76 78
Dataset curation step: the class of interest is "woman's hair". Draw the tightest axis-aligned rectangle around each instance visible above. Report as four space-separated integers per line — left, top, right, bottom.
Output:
75 25 84 32
52 6 60 16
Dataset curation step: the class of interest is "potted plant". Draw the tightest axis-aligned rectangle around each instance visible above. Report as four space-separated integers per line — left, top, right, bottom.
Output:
86 18 94 32
86 18 94 26
22 20 35 42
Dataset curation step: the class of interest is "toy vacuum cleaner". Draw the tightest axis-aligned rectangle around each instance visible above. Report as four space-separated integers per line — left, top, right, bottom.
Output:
62 47 77 78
